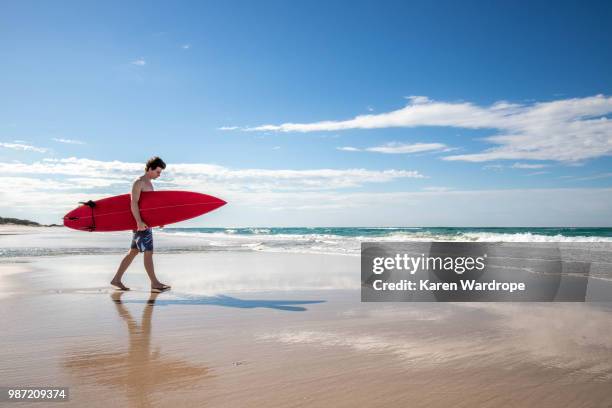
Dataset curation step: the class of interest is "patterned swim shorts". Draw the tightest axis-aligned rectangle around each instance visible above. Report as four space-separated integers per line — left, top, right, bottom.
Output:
131 228 154 252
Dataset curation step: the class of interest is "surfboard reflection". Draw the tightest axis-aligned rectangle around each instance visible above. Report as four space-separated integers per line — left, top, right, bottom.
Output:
64 291 210 407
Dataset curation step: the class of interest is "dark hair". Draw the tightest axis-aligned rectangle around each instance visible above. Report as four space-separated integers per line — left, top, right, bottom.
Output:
145 156 166 171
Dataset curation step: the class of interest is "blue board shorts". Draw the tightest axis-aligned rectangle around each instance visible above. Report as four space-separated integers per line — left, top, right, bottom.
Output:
131 228 154 252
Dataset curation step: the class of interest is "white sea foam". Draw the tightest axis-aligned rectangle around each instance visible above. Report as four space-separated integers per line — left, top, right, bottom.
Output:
460 232 612 242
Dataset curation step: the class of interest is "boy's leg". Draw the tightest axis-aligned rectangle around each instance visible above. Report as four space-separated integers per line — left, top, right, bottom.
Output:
135 228 170 291
111 248 139 290
143 251 170 291
143 250 160 286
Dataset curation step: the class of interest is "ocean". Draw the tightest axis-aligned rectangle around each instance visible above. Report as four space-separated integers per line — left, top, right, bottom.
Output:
1 227 611 259
157 227 612 255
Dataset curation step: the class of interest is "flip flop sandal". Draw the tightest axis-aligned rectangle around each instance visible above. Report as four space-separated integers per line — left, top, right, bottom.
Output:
151 285 171 293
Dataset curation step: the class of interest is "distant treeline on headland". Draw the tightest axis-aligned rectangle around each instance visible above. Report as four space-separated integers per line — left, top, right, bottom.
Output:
0 216 42 226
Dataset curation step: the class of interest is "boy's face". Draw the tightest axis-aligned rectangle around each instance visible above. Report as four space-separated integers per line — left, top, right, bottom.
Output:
147 167 163 179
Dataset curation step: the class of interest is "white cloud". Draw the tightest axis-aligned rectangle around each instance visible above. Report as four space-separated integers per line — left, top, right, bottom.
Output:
0 157 142 180
64 177 129 188
403 95 432 104
511 162 549 169
566 172 612 181
166 165 425 192
181 44 191 49
0 142 48 153
338 142 451 154
52 138 85 145
422 186 453 192
131 58 146 66
367 142 451 154
241 94 612 163
0 177 74 191
0 176 127 191
0 157 425 195
483 164 504 171
484 162 551 171
218 126 240 131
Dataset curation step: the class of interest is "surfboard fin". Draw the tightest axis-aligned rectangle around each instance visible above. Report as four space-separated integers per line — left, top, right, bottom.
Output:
78 200 97 231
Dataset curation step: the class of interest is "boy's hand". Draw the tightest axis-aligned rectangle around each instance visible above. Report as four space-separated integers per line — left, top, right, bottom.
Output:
137 221 148 231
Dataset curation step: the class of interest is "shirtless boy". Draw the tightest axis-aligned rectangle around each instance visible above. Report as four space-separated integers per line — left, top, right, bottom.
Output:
111 156 171 292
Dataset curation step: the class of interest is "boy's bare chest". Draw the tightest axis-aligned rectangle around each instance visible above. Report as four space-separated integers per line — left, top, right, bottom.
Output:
142 181 154 192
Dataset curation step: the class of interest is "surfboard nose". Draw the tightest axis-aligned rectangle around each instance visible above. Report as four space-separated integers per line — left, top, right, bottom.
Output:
208 197 227 212
202 193 226 208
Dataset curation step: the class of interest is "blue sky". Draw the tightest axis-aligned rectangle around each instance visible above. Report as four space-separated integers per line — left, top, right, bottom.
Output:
1 0 611 226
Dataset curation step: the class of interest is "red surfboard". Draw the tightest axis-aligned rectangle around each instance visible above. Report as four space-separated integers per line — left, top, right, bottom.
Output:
63 191 226 232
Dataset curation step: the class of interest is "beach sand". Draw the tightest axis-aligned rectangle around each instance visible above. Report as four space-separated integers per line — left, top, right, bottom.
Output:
1 227 612 407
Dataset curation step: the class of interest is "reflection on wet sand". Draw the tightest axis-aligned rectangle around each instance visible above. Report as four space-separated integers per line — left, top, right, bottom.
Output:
122 293 325 312
64 291 211 407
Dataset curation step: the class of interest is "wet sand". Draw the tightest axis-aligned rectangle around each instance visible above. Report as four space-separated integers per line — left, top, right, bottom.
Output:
1 227 612 407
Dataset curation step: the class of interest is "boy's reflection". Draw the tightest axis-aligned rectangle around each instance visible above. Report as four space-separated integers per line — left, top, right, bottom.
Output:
65 291 210 407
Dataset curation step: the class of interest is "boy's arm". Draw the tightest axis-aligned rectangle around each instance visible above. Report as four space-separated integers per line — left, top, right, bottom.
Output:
131 180 147 231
